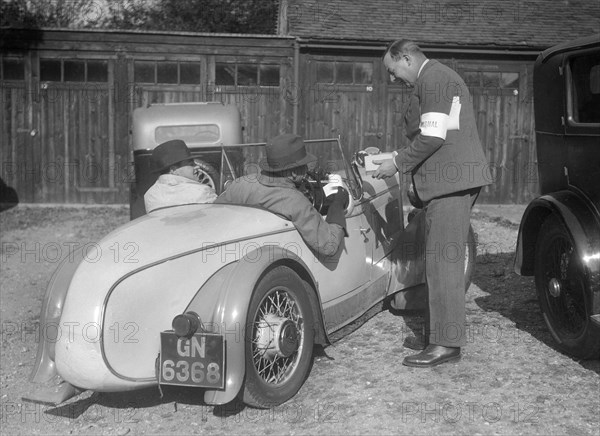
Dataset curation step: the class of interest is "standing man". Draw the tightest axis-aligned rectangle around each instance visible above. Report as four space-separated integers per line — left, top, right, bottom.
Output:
373 40 491 367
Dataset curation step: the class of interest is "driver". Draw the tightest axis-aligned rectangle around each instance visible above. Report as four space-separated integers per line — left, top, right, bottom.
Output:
214 133 349 257
144 139 217 213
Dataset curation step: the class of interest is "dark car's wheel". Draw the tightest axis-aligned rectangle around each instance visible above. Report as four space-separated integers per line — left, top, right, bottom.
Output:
193 159 219 192
534 215 600 359
242 266 315 408
464 224 476 292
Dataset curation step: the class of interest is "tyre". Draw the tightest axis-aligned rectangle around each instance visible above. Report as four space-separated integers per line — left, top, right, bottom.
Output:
464 224 477 292
534 215 600 359
242 266 315 408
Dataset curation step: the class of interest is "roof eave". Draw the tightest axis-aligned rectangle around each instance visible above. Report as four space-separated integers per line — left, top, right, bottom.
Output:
0 26 293 40
296 37 547 57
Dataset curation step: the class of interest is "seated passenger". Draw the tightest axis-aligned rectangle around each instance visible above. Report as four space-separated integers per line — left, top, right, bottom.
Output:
144 139 217 213
215 134 348 257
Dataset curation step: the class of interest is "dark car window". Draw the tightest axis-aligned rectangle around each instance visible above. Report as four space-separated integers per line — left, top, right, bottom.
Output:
569 52 600 124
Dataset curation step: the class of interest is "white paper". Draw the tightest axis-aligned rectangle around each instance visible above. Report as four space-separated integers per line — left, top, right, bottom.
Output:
447 96 461 131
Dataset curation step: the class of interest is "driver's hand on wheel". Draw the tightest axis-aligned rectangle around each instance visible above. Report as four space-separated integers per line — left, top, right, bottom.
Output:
371 159 398 179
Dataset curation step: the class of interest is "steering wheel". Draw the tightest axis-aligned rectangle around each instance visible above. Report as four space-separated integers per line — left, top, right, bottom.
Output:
193 159 219 191
297 170 326 213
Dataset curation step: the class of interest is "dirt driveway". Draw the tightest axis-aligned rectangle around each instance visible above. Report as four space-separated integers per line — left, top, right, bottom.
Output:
1 205 599 435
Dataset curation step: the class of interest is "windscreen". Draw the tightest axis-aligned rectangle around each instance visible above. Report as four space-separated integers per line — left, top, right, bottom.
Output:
221 138 361 200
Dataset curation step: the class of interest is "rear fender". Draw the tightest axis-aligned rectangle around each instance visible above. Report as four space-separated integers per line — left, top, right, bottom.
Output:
30 247 85 383
184 246 323 406
514 191 600 318
514 191 600 276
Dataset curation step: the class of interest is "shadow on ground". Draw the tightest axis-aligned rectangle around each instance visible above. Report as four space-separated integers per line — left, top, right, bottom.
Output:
472 250 600 374
43 385 252 420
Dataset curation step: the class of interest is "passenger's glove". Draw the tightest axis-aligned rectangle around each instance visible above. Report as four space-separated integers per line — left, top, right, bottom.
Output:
325 188 349 237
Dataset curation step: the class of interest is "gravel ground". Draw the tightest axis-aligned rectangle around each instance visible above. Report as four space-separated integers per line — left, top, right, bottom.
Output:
1 204 599 435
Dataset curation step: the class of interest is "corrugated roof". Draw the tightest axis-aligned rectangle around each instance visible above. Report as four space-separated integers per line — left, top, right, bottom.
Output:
284 0 600 49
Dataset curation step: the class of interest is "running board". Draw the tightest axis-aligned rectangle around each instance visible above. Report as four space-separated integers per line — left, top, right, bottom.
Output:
22 376 83 406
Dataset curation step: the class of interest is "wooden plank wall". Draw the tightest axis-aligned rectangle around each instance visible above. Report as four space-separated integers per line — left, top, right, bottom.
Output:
0 33 295 204
37 84 117 203
468 67 538 203
0 31 540 204
300 53 539 204
1 84 31 201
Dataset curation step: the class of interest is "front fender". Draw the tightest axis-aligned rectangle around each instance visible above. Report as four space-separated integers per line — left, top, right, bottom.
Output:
187 246 317 406
514 191 600 278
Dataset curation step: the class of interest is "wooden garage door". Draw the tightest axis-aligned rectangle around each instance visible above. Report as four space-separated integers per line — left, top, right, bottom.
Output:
35 58 123 203
457 62 538 203
303 57 384 158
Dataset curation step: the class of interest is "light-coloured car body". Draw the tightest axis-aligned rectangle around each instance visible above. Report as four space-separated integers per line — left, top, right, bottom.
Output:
28 139 432 406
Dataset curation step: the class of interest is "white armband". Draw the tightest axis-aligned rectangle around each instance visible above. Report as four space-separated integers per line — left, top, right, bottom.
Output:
419 112 449 140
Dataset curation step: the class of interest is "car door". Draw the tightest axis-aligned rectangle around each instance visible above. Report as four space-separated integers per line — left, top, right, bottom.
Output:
360 174 404 276
313 169 402 332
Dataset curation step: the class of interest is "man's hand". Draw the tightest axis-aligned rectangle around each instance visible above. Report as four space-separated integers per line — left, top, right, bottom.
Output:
371 158 398 179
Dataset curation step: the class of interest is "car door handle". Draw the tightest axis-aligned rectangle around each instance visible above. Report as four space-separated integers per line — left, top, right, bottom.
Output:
359 227 370 242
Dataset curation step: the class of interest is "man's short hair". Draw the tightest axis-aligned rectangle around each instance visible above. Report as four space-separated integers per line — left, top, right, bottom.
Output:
384 40 423 60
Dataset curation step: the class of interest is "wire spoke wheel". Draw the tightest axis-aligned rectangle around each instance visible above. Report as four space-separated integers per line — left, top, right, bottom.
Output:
540 231 586 337
534 215 600 359
243 266 314 408
251 289 303 384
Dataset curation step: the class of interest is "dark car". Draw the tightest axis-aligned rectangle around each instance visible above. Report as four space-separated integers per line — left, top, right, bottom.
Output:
514 34 600 359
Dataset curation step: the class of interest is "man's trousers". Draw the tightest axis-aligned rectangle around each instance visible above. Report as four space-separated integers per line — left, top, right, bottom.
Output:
424 188 480 347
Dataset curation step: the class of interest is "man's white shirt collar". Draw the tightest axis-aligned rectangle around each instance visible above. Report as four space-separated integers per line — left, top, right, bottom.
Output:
417 59 429 78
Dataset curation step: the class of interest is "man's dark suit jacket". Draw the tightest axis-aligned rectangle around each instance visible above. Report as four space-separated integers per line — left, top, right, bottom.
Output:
394 60 492 201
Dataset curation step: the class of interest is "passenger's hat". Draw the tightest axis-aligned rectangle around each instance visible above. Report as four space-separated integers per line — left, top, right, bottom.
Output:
151 139 194 172
261 134 316 172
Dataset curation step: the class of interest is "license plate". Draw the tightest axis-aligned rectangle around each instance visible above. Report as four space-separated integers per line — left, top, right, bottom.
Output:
159 332 225 389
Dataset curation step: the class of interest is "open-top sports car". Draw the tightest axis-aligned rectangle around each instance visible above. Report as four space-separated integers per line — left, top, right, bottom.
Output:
26 138 476 408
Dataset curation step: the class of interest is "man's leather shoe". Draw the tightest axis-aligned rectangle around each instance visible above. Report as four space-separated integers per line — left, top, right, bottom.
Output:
402 345 461 367
403 335 427 350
